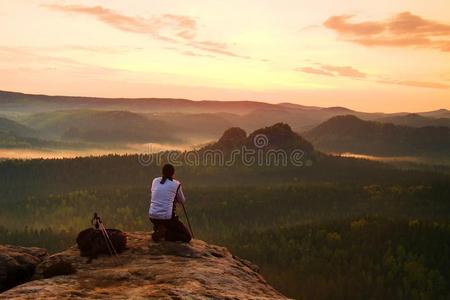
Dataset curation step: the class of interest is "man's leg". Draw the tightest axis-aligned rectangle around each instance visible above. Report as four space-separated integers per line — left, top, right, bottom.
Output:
165 216 192 242
150 218 167 242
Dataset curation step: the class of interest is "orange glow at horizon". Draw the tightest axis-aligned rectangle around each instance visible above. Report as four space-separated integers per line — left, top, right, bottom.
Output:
0 0 449 112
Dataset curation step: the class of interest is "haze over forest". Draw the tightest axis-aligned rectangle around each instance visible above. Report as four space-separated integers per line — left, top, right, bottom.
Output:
1 90 449 162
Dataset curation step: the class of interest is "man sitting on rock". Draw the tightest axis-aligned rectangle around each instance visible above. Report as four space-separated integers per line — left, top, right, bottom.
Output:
149 163 192 243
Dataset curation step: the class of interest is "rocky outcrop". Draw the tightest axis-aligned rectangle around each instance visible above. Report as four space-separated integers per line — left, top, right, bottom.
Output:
204 123 315 156
1 232 287 299
0 245 48 292
211 127 248 151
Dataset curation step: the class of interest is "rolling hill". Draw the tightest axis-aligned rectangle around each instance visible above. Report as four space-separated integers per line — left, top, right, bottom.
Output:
1 90 449 152
0 130 57 149
305 115 450 157
0 117 37 138
419 109 450 119
22 110 182 144
147 112 235 141
377 113 450 128
1 90 367 133
0 90 280 115
0 116 57 148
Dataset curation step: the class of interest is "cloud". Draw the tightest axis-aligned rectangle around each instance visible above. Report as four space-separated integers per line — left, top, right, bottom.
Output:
43 5 197 37
0 46 84 65
297 67 334 76
43 4 245 58
296 62 447 89
0 46 125 79
0 45 141 57
299 25 322 32
181 50 214 58
321 65 367 78
188 40 250 58
164 47 215 58
324 15 384 35
61 45 142 54
297 64 367 78
324 12 450 52
377 79 449 89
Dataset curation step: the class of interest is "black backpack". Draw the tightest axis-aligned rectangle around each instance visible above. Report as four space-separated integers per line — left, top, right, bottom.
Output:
76 228 127 260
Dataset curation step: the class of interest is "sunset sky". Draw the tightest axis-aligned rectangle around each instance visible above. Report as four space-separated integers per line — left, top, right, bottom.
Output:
1 0 449 112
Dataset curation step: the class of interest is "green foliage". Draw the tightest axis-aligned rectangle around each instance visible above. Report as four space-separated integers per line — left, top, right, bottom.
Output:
0 154 449 299
0 226 74 253
225 218 450 300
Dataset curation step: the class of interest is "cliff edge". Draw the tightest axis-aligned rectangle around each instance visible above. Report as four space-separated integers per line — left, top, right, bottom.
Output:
0 232 286 299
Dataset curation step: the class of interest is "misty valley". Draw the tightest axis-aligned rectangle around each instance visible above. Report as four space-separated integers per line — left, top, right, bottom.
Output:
1 90 450 162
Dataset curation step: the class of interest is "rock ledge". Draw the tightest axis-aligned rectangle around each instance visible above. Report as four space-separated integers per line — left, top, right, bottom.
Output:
1 232 287 299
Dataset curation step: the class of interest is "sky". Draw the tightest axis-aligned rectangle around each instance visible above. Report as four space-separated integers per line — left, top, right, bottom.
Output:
0 0 449 112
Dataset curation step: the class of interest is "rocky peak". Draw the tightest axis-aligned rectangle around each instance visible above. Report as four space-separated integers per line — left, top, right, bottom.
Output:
0 232 287 299
209 127 247 151
206 123 315 155
247 123 314 152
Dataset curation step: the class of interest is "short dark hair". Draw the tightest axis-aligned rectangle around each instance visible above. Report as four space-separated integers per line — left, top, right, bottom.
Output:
160 164 175 184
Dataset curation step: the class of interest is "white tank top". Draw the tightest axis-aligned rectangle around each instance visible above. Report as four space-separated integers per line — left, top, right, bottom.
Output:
149 177 186 220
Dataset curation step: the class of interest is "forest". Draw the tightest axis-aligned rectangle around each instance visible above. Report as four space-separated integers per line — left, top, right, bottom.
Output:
1 153 449 299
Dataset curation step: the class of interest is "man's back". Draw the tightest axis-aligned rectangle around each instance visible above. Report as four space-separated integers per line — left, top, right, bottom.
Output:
149 177 185 220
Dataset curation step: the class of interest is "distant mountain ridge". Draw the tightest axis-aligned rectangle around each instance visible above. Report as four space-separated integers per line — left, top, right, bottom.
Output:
1 90 448 119
305 115 450 157
0 90 449 153
0 90 282 115
377 113 450 127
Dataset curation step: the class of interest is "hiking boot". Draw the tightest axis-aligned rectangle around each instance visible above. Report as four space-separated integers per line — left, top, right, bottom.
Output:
151 227 167 242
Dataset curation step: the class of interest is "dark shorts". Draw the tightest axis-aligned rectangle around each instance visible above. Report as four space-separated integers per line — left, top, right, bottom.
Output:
150 216 192 243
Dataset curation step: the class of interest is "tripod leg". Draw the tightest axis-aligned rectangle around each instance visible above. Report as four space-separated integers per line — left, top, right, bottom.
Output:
100 224 119 257
99 228 114 257
181 202 194 239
